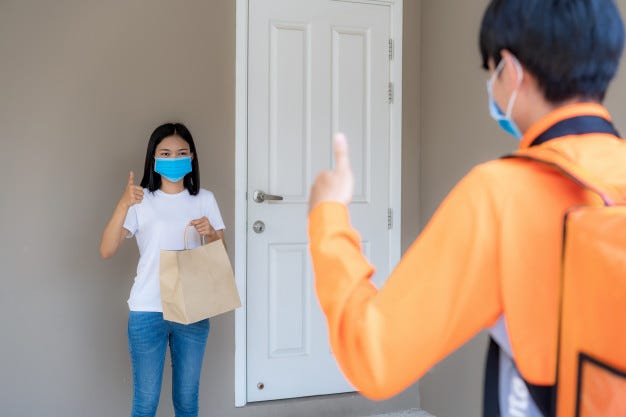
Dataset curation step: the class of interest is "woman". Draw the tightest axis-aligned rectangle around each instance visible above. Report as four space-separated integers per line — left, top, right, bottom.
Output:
100 123 225 417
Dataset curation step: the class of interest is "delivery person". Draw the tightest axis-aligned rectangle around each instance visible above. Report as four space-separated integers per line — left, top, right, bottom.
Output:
307 0 626 416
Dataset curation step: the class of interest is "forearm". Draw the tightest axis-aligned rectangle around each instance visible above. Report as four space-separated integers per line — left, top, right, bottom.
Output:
202 228 225 249
100 200 130 259
218 233 226 251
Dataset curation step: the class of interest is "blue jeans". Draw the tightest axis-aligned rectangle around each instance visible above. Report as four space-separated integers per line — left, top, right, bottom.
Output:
127 312 210 417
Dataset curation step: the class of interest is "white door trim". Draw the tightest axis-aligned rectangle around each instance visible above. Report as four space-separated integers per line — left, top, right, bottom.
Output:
234 0 249 407
234 0 403 406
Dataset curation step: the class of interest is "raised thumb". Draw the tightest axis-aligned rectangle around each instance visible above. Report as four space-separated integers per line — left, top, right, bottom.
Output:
333 133 351 173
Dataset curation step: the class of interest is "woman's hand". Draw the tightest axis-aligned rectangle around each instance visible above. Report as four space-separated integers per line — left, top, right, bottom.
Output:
122 171 144 208
190 217 226 248
189 217 217 237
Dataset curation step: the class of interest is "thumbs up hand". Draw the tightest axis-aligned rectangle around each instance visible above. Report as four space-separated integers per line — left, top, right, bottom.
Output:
309 133 354 212
122 171 144 208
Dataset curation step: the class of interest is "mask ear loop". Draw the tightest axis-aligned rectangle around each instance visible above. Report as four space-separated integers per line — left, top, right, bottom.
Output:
487 59 505 94
187 154 194 187
505 57 524 118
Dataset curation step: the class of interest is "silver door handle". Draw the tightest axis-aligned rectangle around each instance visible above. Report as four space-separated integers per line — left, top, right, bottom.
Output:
253 190 284 203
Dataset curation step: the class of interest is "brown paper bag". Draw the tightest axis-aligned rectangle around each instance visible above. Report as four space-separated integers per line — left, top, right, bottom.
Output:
159 229 241 324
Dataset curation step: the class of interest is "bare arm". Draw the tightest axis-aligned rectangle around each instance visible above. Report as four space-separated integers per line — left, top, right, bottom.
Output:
100 171 144 259
100 200 131 259
214 229 226 251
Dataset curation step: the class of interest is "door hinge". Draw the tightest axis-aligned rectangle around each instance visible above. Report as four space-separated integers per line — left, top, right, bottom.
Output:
387 208 393 229
388 38 394 60
388 82 394 103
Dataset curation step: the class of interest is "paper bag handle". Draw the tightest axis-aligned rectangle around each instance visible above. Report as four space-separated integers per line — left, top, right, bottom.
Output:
184 225 207 250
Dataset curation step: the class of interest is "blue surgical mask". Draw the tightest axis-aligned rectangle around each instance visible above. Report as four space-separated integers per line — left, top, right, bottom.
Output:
154 156 192 182
486 57 524 140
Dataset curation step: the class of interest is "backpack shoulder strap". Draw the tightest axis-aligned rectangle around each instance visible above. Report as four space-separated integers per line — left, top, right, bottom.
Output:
504 147 625 207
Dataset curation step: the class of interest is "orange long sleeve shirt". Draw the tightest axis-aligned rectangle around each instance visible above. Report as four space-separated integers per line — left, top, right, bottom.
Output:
308 103 626 400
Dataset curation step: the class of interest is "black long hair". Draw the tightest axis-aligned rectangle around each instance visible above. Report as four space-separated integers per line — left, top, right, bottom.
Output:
140 123 200 195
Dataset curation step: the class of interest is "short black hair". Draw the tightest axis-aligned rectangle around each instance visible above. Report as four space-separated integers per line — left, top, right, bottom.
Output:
140 122 200 195
480 0 624 103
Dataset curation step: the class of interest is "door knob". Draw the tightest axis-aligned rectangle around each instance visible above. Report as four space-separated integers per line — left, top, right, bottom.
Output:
253 190 284 203
252 221 265 234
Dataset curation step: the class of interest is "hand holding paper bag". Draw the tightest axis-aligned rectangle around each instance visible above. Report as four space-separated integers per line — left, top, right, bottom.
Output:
160 227 241 324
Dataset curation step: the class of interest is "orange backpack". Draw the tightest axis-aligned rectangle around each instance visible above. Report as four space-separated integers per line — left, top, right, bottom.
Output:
511 147 626 417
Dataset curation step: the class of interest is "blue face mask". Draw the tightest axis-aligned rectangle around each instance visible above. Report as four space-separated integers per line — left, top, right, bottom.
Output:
486 58 524 140
154 156 192 182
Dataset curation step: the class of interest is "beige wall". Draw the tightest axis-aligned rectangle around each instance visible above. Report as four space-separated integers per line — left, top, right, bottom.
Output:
2 1 625 417
0 1 419 416
401 0 423 252
417 1 626 416
417 1 498 415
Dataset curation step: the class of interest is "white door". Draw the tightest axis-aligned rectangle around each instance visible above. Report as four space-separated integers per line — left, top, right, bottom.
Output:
247 0 392 402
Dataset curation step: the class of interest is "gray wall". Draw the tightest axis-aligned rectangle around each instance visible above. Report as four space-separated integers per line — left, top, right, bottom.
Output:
0 1 419 416
417 1 626 416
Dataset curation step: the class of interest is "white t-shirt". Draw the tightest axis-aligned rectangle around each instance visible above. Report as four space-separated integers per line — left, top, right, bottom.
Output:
123 188 225 312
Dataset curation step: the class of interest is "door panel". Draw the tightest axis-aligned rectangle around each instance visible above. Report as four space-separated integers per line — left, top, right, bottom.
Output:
247 0 391 401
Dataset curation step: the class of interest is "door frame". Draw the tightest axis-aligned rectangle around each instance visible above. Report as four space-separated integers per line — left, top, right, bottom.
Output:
234 0 404 406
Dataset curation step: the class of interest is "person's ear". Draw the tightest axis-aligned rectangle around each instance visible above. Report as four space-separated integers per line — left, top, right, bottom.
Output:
500 49 524 90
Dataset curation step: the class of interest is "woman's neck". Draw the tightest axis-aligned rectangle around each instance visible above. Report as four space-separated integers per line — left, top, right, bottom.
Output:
160 180 185 194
